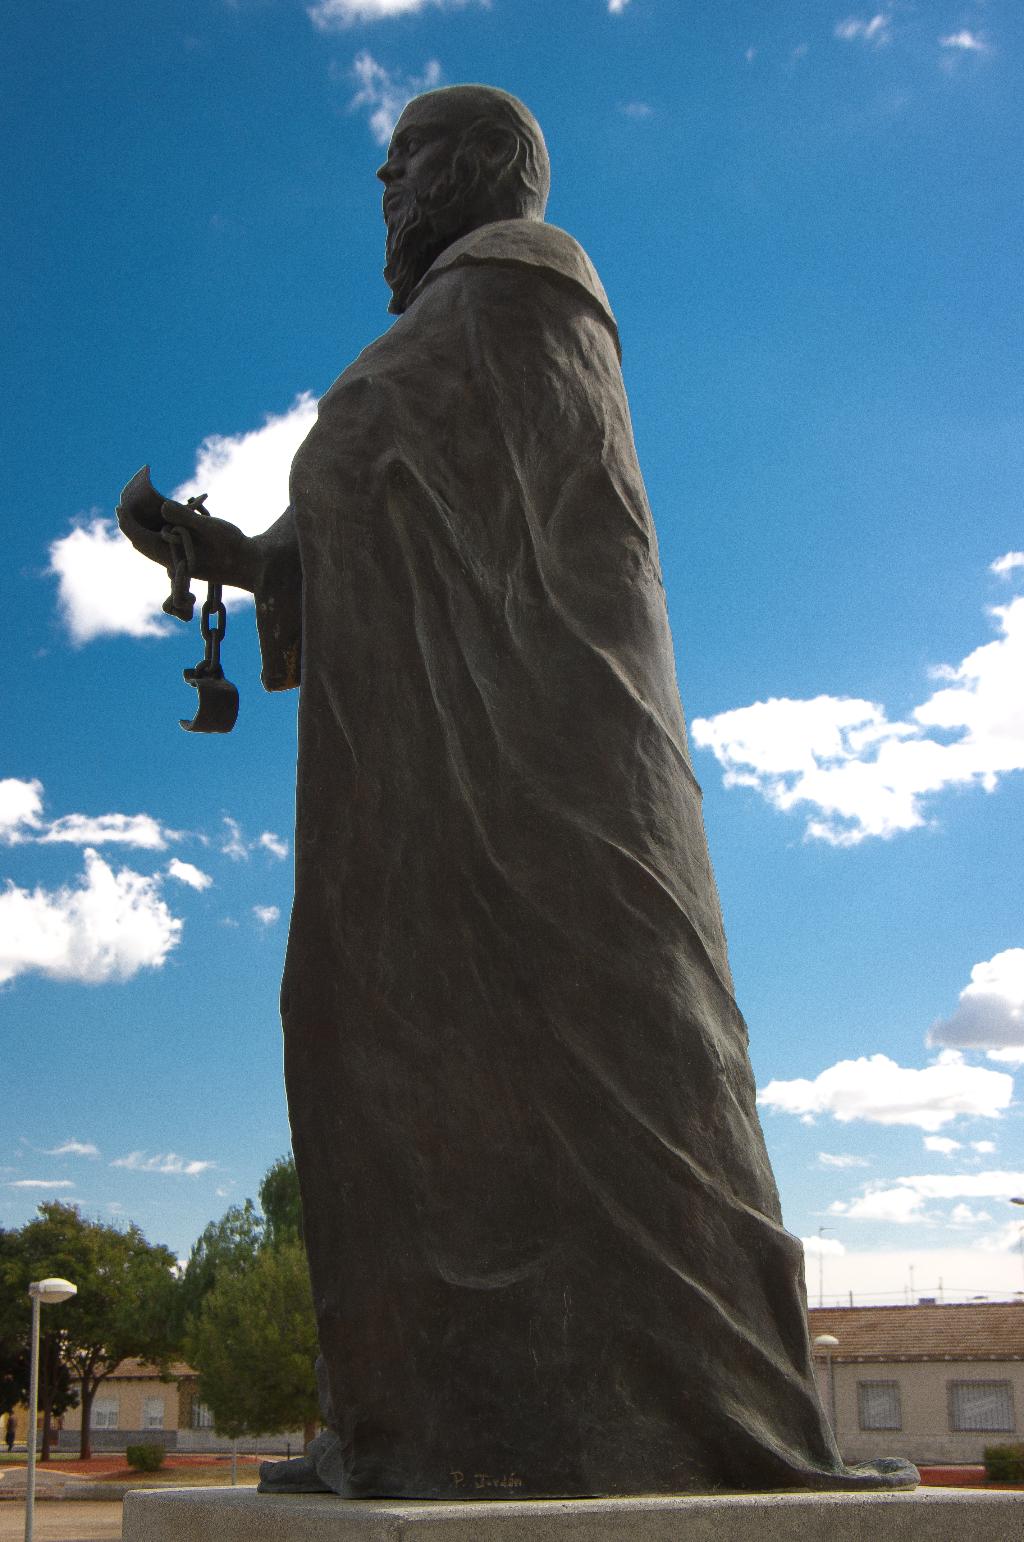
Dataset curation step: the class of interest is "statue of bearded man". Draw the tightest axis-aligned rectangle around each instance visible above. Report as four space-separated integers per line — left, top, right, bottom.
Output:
118 85 915 1500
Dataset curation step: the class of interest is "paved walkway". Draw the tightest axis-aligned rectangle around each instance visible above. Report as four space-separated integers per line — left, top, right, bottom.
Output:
0 1500 122 1540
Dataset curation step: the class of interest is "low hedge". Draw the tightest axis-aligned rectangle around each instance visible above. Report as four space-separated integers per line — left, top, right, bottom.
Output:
125 1442 166 1472
983 1443 1024 1482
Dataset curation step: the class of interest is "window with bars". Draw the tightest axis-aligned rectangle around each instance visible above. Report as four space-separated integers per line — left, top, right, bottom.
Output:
948 1381 1015 1433
190 1399 214 1430
92 1399 119 1430
143 1396 165 1430
857 1380 902 1431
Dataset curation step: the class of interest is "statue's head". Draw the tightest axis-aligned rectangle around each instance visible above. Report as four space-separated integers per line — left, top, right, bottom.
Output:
377 84 550 315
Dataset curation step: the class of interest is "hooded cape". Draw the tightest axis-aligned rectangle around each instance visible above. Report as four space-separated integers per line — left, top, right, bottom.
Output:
252 220 850 1497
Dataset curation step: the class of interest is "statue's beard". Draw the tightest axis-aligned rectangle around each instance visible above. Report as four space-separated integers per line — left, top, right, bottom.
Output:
383 171 476 315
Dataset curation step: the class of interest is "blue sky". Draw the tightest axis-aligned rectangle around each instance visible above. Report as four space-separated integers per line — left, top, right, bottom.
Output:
3 1 1022 1304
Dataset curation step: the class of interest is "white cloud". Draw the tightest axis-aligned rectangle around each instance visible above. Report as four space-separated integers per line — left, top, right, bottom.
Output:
691 588 1024 845
800 1233 846 1257
940 31 988 53
992 551 1024 577
971 1140 996 1155
987 1046 1024 1068
818 1152 870 1169
51 394 317 644
166 858 213 891
0 779 44 843
832 1170 1024 1226
43 1141 99 1158
221 817 249 861
258 831 289 859
8 1179 76 1190
834 15 891 46
923 1136 961 1156
950 1204 991 1225
831 1186 925 1224
608 0 631 13
310 0 481 26
928 948 1024 1052
111 1151 213 1176
253 904 281 926
758 1050 1013 1132
802 1243 1021 1303
976 1222 1024 1254
0 849 182 986
349 51 443 146
619 101 652 119
40 812 167 850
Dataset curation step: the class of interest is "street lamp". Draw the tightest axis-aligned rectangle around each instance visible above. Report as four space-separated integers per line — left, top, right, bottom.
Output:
24 1278 77 1542
812 1333 840 1436
1011 1198 1024 1292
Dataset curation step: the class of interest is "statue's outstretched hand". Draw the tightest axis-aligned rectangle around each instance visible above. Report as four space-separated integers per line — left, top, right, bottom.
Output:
117 466 259 593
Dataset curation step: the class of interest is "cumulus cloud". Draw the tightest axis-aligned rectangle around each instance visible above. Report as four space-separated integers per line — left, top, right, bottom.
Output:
111 1151 213 1176
923 1136 961 1156
608 0 631 13
348 51 443 145
940 30 988 53
258 831 289 859
0 849 182 986
987 1046 1024 1068
221 817 249 861
253 904 281 926
950 1203 991 1225
691 586 1024 845
8 1179 76 1190
166 858 213 891
834 15 891 46
832 1170 1024 1226
818 1152 870 1169
992 551 1024 578
43 1141 99 1158
831 1186 924 1224
971 1140 996 1155
928 948 1024 1055
0 778 44 843
0 779 171 851
50 394 317 644
758 1050 1013 1132
40 812 168 850
310 0 482 26
800 1234 846 1257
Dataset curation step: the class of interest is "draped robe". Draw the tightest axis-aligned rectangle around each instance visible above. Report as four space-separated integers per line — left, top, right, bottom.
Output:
250 220 882 1497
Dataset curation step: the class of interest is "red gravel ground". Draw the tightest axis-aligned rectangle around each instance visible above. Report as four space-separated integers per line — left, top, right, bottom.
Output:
35 1454 261 1479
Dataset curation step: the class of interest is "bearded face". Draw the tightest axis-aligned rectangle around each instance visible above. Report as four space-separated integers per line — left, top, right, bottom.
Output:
382 161 478 316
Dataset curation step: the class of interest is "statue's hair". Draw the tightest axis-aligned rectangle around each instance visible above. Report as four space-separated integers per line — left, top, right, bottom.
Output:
404 85 550 222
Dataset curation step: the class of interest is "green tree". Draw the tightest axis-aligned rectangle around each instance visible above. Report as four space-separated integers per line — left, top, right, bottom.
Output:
187 1237 319 1445
259 1157 303 1248
0 1225 77 1458
176 1200 263 1340
4 1204 178 1458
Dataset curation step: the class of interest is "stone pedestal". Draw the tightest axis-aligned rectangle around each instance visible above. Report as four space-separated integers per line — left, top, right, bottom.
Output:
123 1486 1022 1541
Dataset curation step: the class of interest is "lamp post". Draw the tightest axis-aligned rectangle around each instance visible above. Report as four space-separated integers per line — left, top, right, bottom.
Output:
24 1278 77 1542
812 1333 839 1436
1012 1197 1024 1291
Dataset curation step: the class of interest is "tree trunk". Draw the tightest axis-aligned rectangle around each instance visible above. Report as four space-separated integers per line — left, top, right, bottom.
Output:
302 1418 317 1448
79 1380 94 1461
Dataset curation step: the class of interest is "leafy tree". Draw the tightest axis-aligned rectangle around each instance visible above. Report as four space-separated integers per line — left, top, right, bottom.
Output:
4 1204 178 1458
176 1200 263 1341
187 1237 319 1445
0 1225 77 1458
259 1156 303 1248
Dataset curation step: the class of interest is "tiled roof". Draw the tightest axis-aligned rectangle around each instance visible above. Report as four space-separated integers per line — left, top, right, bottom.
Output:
102 1358 195 1380
807 1302 1024 1362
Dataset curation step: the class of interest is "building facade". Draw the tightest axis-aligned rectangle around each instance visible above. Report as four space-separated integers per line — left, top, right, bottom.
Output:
808 1301 1024 1466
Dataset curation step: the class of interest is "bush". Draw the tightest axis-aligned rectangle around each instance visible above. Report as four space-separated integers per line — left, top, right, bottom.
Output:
983 1443 1024 1483
125 1443 166 1472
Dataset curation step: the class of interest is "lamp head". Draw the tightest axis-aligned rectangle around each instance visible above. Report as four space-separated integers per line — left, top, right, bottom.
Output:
29 1278 77 1305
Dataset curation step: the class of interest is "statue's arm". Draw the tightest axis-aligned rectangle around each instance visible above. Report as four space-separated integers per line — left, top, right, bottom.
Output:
117 468 302 691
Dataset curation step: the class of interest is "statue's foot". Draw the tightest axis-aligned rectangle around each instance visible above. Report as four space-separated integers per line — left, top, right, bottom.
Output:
257 1454 333 1495
804 1456 919 1491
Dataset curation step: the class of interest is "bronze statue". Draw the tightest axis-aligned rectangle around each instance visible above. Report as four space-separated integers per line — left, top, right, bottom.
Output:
118 85 915 1499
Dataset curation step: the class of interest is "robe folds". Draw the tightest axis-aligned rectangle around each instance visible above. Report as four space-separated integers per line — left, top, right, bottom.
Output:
254 220 851 1498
